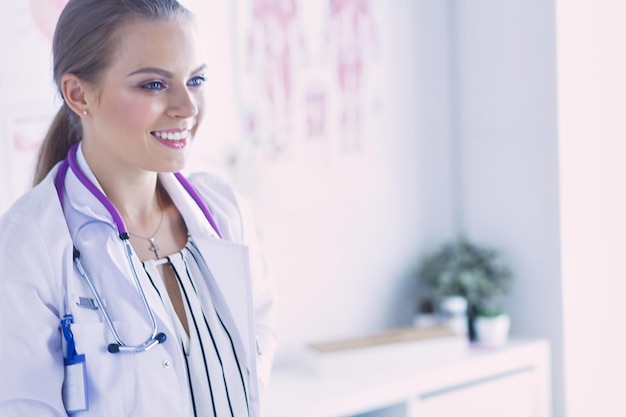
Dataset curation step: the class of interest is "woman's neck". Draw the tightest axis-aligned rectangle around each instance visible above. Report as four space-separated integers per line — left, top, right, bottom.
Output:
81 143 162 226
105 175 162 224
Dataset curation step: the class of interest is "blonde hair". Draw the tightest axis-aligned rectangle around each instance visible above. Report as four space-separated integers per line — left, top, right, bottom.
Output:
33 0 191 185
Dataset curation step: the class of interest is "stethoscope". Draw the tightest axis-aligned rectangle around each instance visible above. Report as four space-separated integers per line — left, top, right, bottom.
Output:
54 143 222 354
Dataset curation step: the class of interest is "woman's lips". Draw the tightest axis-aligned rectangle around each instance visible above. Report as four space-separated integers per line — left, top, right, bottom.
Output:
151 128 191 149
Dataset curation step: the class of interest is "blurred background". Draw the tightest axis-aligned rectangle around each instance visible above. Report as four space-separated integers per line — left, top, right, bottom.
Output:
1 1 626 416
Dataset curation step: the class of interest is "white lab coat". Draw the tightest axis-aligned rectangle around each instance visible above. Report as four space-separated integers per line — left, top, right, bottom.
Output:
0 150 277 417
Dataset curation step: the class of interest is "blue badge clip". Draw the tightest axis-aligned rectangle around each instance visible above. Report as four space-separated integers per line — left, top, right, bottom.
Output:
61 314 89 413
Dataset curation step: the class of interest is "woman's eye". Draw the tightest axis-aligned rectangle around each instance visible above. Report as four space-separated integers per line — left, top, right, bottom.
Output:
141 81 166 90
188 75 206 87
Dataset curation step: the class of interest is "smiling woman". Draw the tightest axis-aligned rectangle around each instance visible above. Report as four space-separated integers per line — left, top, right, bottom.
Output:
0 1 276 417
74 17 206 180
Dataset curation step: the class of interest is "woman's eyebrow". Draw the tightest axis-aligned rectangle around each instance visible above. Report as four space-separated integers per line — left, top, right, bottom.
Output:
128 67 173 78
128 64 207 78
192 64 208 74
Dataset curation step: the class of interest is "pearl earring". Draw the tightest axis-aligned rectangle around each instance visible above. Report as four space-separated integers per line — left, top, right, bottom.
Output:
82 110 88 116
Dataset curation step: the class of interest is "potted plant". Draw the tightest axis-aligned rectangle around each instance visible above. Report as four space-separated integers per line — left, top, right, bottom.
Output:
474 308 511 347
417 237 512 344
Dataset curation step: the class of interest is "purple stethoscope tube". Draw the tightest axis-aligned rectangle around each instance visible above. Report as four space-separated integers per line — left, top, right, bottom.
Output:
54 142 222 354
55 142 222 240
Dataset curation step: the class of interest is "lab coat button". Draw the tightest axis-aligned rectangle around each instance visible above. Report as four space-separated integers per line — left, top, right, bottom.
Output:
162 359 171 369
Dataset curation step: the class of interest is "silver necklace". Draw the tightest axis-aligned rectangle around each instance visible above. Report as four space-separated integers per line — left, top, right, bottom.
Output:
128 205 165 259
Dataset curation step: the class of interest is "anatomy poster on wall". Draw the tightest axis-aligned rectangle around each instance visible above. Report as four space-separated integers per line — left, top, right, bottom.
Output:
235 0 383 158
0 0 65 103
0 0 67 213
229 0 387 209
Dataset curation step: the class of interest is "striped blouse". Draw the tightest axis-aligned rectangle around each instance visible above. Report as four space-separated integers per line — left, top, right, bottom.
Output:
142 242 250 417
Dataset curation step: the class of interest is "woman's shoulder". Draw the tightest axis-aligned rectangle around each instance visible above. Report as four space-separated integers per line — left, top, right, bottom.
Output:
0 172 68 314
0 174 68 277
187 171 240 210
185 171 253 243
187 171 235 194
0 175 61 233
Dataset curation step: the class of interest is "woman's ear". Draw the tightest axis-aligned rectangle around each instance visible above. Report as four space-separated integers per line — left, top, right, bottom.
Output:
61 73 91 117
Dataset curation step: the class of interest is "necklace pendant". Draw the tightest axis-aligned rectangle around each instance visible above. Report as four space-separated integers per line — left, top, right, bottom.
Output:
149 238 161 259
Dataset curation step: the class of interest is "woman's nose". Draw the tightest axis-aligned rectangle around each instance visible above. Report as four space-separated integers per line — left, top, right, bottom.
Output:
168 87 199 118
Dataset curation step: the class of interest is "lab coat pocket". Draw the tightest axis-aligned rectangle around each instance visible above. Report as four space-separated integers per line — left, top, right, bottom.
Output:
70 321 136 416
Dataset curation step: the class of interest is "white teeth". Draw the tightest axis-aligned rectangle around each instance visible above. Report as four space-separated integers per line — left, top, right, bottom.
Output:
154 130 190 140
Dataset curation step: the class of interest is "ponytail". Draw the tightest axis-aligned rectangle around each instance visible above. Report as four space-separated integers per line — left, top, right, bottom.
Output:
32 104 82 186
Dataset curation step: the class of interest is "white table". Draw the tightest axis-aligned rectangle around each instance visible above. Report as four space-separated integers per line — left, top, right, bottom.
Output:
262 338 551 417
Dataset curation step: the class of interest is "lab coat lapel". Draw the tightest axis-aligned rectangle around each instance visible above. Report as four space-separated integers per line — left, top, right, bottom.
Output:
160 173 254 359
190 236 254 353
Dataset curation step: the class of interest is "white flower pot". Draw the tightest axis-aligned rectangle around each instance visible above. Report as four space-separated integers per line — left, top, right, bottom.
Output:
440 296 468 335
475 314 510 347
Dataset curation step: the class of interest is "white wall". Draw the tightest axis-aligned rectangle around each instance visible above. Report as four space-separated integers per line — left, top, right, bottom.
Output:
261 0 457 358
556 1 626 416
449 1 626 416
452 1 564 416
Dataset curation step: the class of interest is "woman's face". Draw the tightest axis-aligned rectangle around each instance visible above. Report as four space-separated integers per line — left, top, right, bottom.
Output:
82 17 206 176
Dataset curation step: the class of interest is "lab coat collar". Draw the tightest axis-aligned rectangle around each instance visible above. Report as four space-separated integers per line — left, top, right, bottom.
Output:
63 143 116 231
158 173 220 239
64 143 219 239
